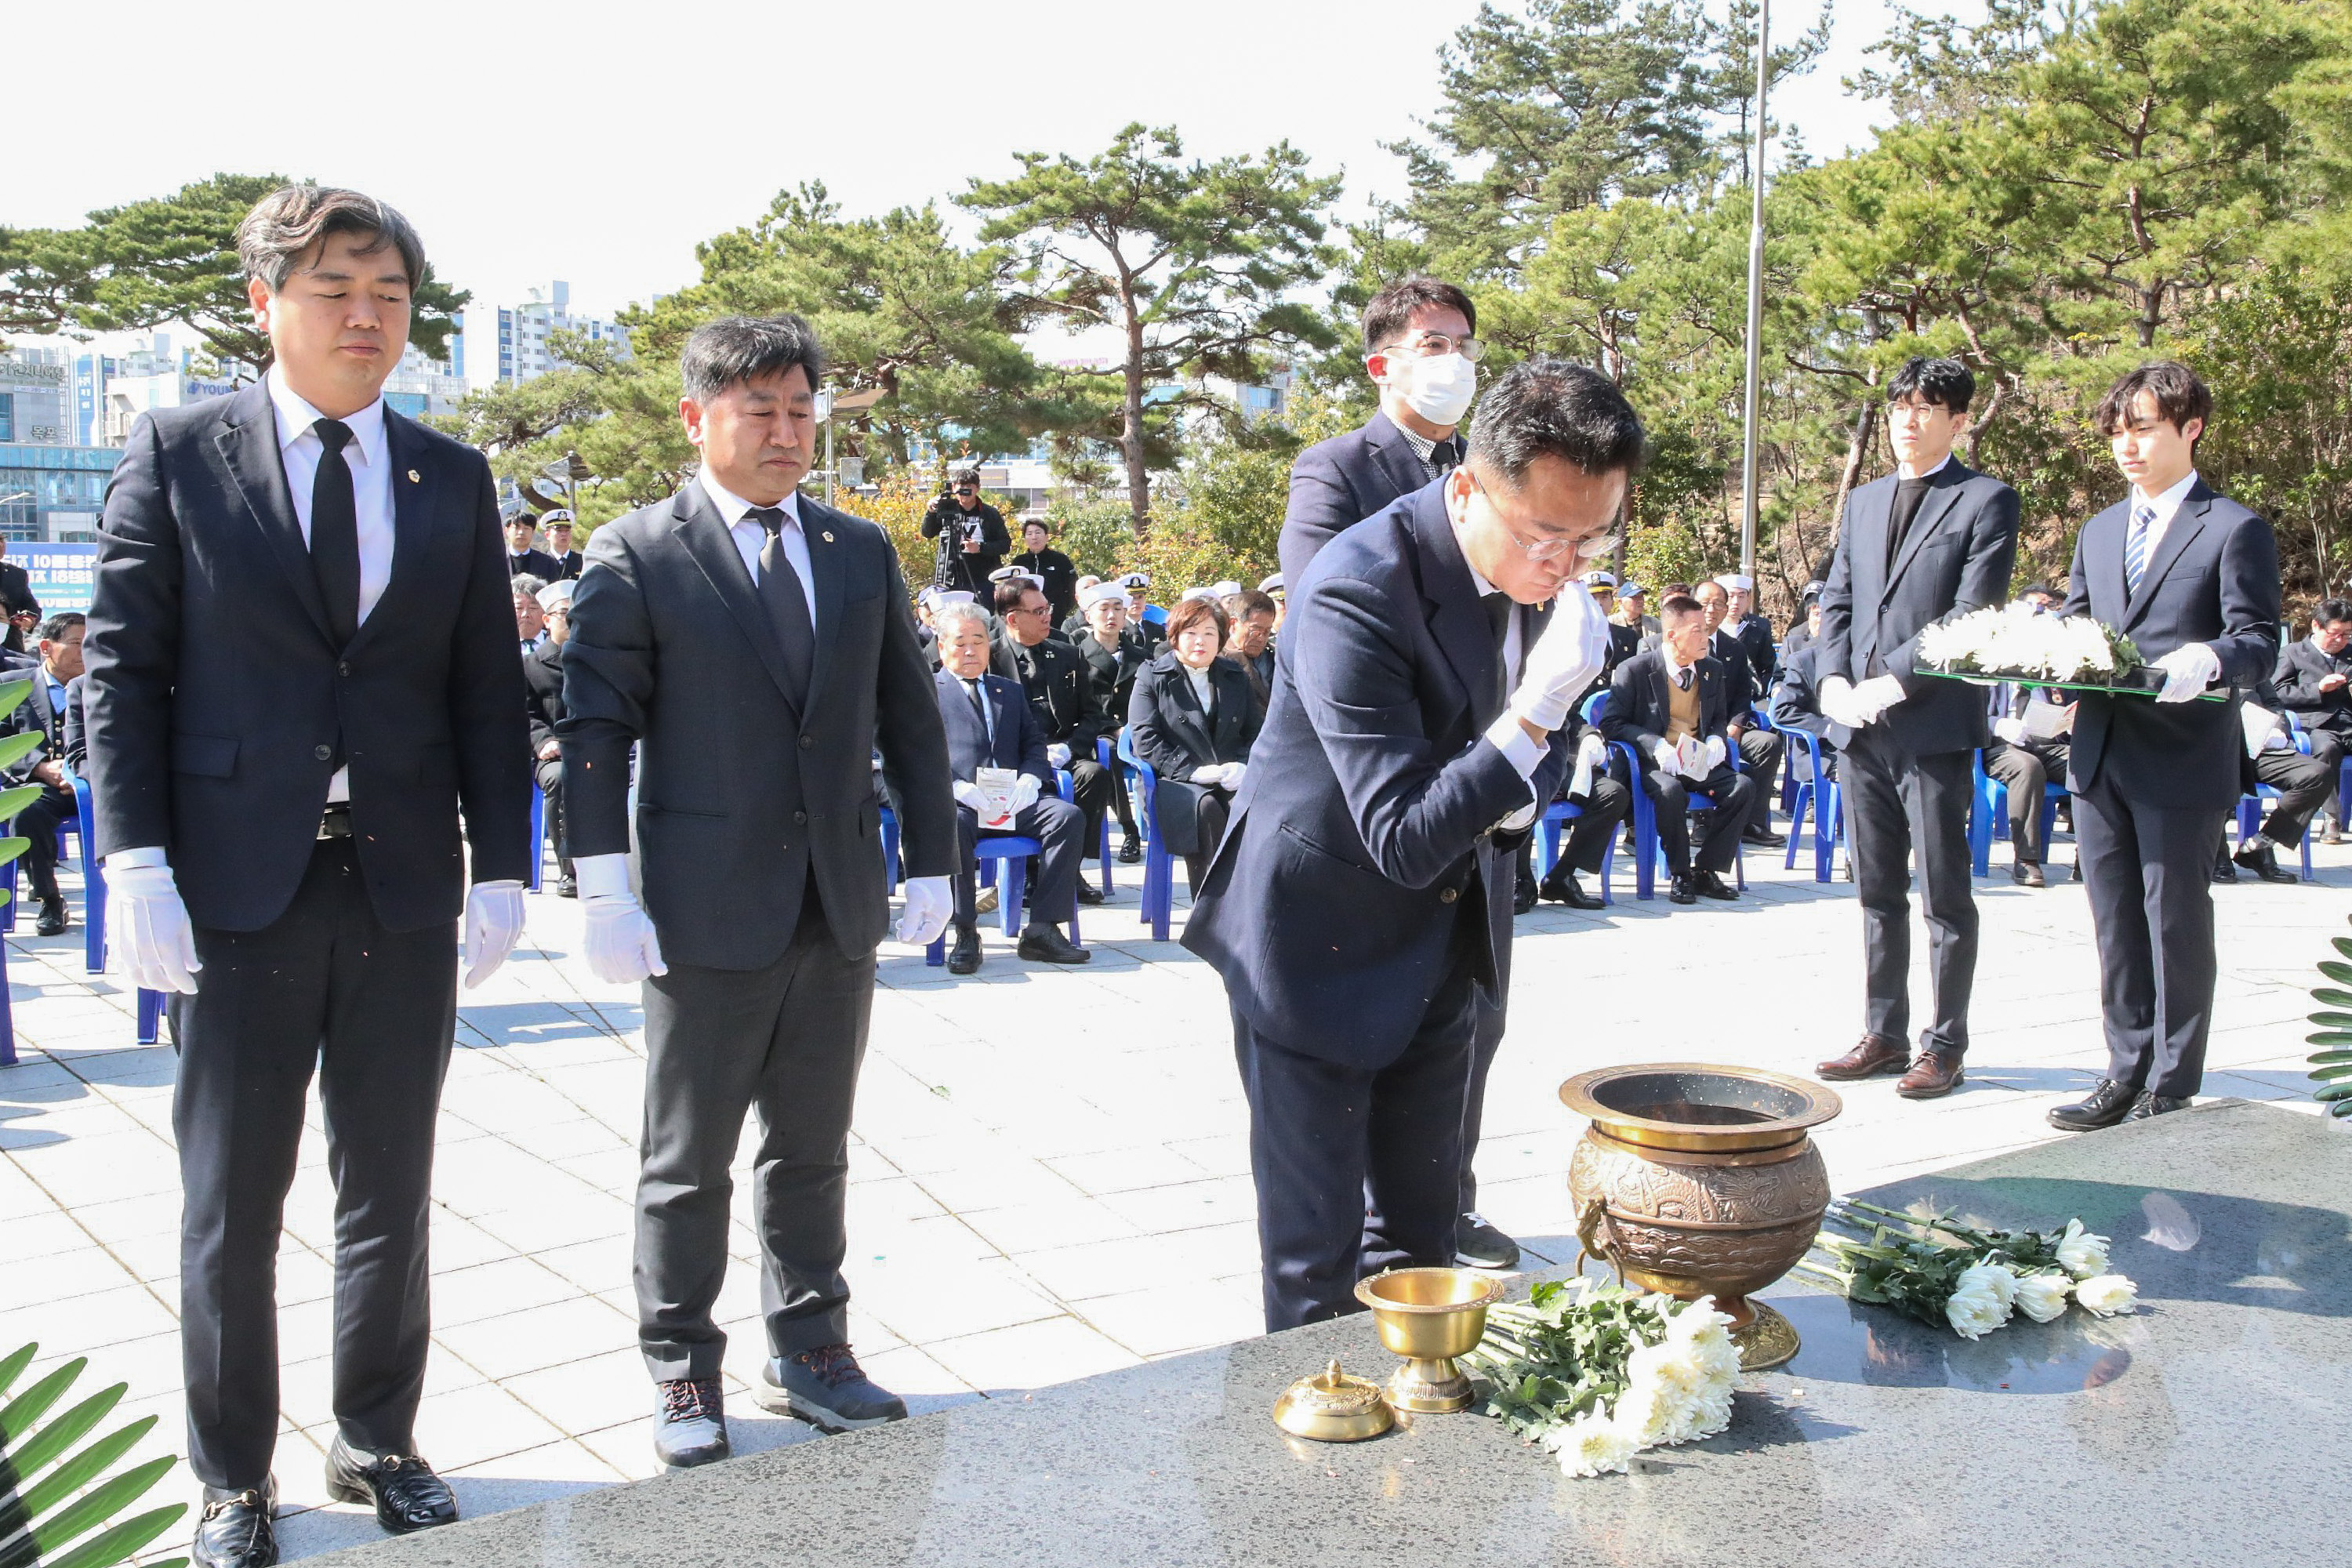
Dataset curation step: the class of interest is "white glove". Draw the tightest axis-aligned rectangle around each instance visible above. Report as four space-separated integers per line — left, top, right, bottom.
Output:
1010 774 1042 813
1817 674 1862 728
1704 736 1728 772
1507 584 1610 732
2152 642 2222 703
897 874 953 946
1218 763 1248 792
103 851 201 994
461 880 525 989
952 780 988 811
1648 737 1679 771
1993 716 2029 746
575 853 666 984
1849 674 1908 725
1047 742 1072 770
1192 763 1229 786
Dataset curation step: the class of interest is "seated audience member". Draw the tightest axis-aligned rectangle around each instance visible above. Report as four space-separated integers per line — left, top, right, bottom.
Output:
1982 680 2074 887
931 601 1091 975
1120 572 1167 652
543 510 585 580
61 671 88 777
1257 572 1286 634
1127 595 1260 895
2275 597 2352 842
2221 679 2331 885
525 579 575 896
1221 589 1279 717
1782 582 1825 657
1515 717 1633 914
1075 583 1150 864
1011 518 1080 626
0 612 85 934
1062 575 1103 641
1582 570 1640 676
514 573 550 653
1719 572 1778 698
992 579 1112 904
1615 580 1659 637
1601 593 1762 905
1694 578 1786 847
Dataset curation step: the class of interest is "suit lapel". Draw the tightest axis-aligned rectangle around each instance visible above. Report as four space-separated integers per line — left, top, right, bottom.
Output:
674 480 800 715
341 411 437 661
1647 658 1671 731
214 383 334 646
2125 487 2212 628
1405 488 1495 721
1168 664 1215 757
1883 466 1965 600
798 496 846 726
1367 411 1435 506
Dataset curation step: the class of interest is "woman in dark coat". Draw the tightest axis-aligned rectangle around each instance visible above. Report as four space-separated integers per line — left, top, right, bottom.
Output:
1127 596 1261 895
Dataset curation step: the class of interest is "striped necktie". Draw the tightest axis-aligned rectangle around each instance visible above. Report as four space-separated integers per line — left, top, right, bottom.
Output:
2124 503 2155 597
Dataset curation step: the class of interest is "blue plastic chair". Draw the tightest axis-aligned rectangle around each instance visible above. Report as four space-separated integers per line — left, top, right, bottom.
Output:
1969 751 2066 877
1116 729 1177 941
524 787 547 892
61 774 165 1045
926 836 1041 965
879 802 901 891
1532 798 1616 906
1780 728 1842 884
1091 735 1117 897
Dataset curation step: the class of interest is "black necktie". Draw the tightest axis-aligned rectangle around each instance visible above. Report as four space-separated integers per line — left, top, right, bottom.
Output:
965 679 993 746
310 419 361 648
1887 476 1932 572
1430 437 1463 474
1675 666 1693 691
746 506 815 701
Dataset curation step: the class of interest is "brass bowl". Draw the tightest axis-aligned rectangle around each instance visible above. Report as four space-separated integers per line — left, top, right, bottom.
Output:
1559 1064 1842 1370
1272 1358 1394 1442
1354 1267 1503 1413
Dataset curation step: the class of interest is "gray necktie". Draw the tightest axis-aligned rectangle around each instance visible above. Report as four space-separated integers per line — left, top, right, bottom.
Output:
746 506 814 701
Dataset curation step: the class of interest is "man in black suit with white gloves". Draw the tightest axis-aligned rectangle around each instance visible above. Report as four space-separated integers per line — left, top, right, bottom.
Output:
1185 359 1626 1331
1813 356 2019 1102
558 314 957 1469
83 185 529 1568
2048 362 2281 1130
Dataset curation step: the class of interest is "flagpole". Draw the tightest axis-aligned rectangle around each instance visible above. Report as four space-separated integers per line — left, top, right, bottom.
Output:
1738 0 1772 576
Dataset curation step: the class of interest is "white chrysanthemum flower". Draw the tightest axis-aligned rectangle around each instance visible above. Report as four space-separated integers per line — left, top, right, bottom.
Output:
2013 1271 2072 1323
2057 1218 2111 1279
1549 1410 1638 1477
1945 1264 2016 1339
2072 1274 2140 1316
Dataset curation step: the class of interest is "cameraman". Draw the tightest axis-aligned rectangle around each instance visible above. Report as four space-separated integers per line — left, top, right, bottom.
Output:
922 466 1011 594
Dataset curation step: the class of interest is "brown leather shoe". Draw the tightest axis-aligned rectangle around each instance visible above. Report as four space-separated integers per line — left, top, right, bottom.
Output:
1817 1036 1907 1080
1896 1051 1965 1098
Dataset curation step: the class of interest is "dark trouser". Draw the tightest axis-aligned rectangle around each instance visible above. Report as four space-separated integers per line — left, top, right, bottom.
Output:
953 795 1084 929
2307 730 2347 824
169 839 457 1490
534 755 569 866
1109 738 1139 840
1633 762 1758 874
1064 757 1115 860
16 780 74 900
1553 776 1634 878
2252 746 2332 848
1183 788 1234 898
1238 941 1480 1332
1843 728 1977 1058
637 886 875 1381
1982 739 2070 864
1735 728 1784 823
2074 775 2225 1101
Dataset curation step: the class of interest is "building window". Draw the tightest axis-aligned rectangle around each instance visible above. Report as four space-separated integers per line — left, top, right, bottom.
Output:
0 394 12 442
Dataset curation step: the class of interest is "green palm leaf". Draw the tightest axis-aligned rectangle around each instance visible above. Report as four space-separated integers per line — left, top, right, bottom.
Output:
0 1341 34 1399
0 731 43 775
33 1503 187 1568
5 1381 125 1482
0 783 41 822
0 680 31 719
0 1356 87 1442
15 1416 158 1520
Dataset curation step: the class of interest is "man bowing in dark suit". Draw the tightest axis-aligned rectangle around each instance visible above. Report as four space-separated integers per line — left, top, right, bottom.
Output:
559 314 957 1468
1814 357 2019 1102
1278 275 1480 589
1185 358 1631 1330
85 184 528 1568
2048 363 2280 1130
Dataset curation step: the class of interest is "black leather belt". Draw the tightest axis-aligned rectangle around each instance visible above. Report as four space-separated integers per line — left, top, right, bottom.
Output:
318 804 354 840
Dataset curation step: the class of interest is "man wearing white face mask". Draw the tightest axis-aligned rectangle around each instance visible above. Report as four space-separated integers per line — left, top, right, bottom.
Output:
1279 275 1483 590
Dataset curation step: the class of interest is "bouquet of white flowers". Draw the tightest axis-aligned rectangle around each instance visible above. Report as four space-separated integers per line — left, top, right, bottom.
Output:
1797 1199 2138 1340
1915 604 2145 687
1461 1279 1739 1477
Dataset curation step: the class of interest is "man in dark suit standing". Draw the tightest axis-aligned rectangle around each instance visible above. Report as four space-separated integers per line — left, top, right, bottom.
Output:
1185 359 1629 1330
84 185 528 1568
2048 363 2280 1129
503 514 562 579
991 577 1111 902
542 510 586 579
1601 596 1764 904
0 539 42 654
0 612 87 934
936 601 1091 974
1813 357 2019 1102
559 314 957 1467
1279 275 1480 588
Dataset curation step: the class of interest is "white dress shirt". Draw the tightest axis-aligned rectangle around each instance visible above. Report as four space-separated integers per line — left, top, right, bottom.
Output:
1185 662 1216 719
699 471 818 629
268 366 395 804
2129 469 2200 562
1454 546 1546 781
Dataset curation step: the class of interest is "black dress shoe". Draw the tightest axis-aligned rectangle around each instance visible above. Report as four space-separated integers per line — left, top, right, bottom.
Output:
1116 834 1143 865
1016 924 1091 964
2049 1077 2140 1131
1074 880 1106 906
946 924 982 975
2234 840 2298 884
194 1478 278 1568
2211 845 2238 884
2128 1091 2192 1119
325 1437 457 1535
2070 860 2085 884
555 873 578 898
1691 869 1738 901
652 1376 729 1468
1541 873 1604 910
34 895 67 935
1741 824 1787 848
1456 1212 1521 1270
2013 862 2045 888
1668 873 1698 905
1513 876 1539 916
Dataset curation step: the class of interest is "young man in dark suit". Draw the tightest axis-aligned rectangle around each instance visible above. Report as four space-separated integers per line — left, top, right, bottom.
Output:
1185 358 1624 1330
1602 595 1765 904
0 612 85 933
85 184 528 1568
936 600 1091 974
1814 356 2020 1101
2049 362 2281 1129
503 514 562 579
990 578 1111 901
1279 275 1480 588
559 314 958 1467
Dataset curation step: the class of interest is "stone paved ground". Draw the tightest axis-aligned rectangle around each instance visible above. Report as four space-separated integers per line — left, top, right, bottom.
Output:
0 818 2339 1559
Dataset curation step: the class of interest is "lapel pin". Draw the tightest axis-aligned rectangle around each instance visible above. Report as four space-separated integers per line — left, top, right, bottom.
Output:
822 531 834 543
407 469 421 483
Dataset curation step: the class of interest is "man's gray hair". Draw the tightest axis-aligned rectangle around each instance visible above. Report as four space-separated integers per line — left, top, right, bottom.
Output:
681 314 828 403
932 600 991 642
1466 357 1646 489
236 184 426 292
512 575 548 597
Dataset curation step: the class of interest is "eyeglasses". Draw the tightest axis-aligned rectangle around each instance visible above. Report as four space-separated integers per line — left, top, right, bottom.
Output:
1468 472 1619 562
1379 332 1486 362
